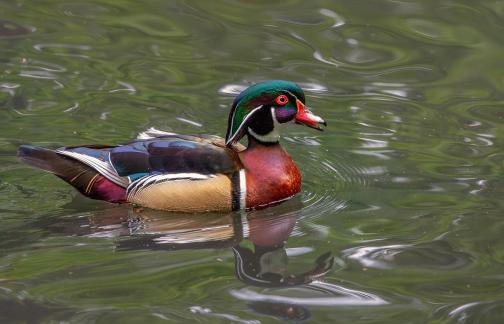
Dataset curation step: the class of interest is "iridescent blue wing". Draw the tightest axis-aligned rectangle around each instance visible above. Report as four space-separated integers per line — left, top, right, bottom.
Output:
58 135 239 180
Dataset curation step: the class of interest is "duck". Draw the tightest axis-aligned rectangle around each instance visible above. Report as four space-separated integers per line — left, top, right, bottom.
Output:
18 80 326 212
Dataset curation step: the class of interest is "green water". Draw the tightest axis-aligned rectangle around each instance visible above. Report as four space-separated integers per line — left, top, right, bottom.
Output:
2 0 504 322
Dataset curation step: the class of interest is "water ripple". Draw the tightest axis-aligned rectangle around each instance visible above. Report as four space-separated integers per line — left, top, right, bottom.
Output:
0 20 35 37
230 280 388 306
2 0 504 322
319 9 345 28
33 43 91 52
343 240 472 270
189 306 260 324
440 300 504 323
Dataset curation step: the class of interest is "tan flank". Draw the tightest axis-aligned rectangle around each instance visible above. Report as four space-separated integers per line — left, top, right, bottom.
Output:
128 174 233 212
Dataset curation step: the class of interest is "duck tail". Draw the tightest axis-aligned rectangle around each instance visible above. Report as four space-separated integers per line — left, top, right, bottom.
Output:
18 145 126 203
18 145 70 176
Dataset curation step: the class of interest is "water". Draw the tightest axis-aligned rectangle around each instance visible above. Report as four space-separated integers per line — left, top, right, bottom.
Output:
1 0 504 322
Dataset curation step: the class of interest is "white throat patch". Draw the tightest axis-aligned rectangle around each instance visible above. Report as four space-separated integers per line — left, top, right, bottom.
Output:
247 107 281 143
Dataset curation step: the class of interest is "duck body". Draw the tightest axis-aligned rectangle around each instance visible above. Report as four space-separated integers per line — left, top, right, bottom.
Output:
18 80 325 212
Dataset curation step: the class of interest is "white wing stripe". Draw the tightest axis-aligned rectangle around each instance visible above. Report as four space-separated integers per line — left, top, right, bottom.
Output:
56 150 129 187
239 169 247 210
137 127 177 140
126 173 213 200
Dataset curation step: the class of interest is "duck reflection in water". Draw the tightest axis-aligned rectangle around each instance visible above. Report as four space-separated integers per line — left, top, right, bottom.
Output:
47 199 333 321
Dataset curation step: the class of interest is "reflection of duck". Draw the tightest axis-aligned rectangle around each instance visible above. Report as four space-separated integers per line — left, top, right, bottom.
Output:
43 203 333 322
44 205 392 321
233 207 333 288
46 203 333 288
19 80 326 212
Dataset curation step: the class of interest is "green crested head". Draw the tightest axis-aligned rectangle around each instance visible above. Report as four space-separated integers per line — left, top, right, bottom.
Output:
225 80 310 146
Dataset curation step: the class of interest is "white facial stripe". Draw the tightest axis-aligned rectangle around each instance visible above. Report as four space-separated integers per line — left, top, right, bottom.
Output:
283 90 296 99
226 105 263 145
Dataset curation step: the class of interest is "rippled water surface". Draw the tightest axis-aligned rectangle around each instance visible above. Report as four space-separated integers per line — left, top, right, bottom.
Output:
2 0 504 323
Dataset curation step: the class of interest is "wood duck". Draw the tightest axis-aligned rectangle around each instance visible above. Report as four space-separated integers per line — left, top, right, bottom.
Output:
18 80 326 212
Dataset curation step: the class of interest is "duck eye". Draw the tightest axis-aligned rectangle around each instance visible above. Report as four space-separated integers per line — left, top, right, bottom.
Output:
275 94 289 106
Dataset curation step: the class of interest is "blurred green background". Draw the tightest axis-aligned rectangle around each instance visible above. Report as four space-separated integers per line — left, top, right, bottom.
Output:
1 0 504 322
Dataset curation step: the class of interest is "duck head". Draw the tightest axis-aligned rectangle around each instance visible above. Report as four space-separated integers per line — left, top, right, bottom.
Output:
225 80 326 147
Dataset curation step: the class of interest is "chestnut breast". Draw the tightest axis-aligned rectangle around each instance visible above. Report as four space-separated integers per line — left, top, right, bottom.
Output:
239 144 302 208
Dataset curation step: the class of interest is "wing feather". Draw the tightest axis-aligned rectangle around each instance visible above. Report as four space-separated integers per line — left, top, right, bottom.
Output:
127 173 212 199
53 133 242 193
56 150 129 187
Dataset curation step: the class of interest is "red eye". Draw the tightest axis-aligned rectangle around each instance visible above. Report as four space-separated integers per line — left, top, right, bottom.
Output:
275 94 289 106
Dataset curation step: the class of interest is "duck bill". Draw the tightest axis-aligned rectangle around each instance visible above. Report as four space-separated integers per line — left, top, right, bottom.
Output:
295 99 326 130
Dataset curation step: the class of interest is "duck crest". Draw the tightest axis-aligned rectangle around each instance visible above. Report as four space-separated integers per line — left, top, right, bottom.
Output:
239 142 301 208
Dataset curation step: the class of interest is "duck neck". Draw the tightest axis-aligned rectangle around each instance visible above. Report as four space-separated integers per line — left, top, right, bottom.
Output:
246 133 280 149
